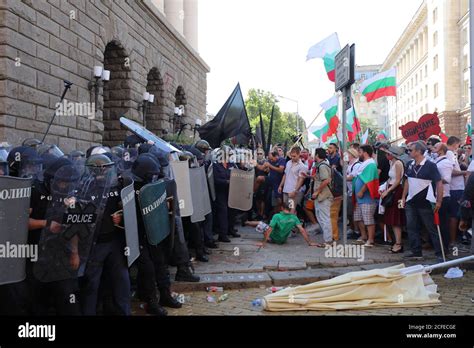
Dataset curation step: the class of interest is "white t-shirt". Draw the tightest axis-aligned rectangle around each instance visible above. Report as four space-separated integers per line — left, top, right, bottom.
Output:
282 160 307 193
468 160 474 172
346 160 361 196
447 150 465 191
435 156 453 198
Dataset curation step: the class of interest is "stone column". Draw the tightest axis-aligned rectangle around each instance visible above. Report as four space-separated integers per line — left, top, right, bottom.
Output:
164 0 184 35
151 0 165 14
183 0 198 51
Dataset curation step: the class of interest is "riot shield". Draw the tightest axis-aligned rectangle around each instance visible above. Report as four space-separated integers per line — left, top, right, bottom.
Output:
0 176 32 285
120 117 181 153
120 177 139 267
33 164 111 282
138 180 170 246
228 168 255 211
207 163 216 201
190 166 212 223
170 161 193 217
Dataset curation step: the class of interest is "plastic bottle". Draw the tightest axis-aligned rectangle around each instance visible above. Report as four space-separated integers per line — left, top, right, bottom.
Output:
206 295 216 303
206 286 224 292
252 299 263 307
217 293 229 302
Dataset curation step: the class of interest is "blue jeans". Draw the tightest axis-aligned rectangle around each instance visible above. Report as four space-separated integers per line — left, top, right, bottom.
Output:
405 203 442 257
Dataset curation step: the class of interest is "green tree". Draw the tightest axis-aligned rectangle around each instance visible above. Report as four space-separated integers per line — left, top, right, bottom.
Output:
245 89 307 148
359 118 380 144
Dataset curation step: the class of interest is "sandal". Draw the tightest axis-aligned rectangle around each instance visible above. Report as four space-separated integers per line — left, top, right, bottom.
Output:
390 244 404 253
353 238 366 245
364 242 374 247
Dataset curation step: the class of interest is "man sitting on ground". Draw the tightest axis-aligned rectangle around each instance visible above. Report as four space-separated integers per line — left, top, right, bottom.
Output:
245 202 321 248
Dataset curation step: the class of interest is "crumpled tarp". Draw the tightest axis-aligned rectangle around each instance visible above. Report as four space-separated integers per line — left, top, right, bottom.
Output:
263 264 440 311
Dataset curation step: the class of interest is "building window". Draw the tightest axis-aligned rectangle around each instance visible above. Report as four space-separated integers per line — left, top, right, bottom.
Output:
434 83 439 98
464 54 469 70
420 88 423 100
433 55 438 70
415 74 418 86
420 107 423 115
425 103 429 113
433 31 438 47
420 69 423 81
462 28 468 46
361 74 366 80
425 85 428 98
433 8 438 24
464 79 470 104
424 65 428 77
416 92 418 103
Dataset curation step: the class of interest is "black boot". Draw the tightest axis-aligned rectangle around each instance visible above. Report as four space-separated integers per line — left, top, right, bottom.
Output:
159 288 182 309
175 264 200 282
146 300 168 316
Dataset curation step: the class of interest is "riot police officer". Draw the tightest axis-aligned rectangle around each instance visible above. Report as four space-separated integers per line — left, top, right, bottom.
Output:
132 154 182 316
80 154 131 316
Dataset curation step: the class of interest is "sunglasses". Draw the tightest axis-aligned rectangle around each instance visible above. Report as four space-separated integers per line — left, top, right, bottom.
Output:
407 149 413 153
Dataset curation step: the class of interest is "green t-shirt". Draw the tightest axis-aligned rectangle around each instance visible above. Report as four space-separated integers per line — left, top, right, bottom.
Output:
268 211 301 244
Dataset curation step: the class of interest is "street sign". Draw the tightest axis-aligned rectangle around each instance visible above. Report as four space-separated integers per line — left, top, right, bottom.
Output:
335 44 355 92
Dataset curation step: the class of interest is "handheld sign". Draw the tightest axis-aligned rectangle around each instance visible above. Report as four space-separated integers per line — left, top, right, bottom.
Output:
399 112 441 143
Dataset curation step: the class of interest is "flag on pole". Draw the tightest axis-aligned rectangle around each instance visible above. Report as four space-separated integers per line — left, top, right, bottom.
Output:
346 107 361 142
466 124 472 145
439 132 448 143
306 33 341 82
376 130 388 141
321 95 339 136
310 122 331 143
359 68 397 102
361 129 370 144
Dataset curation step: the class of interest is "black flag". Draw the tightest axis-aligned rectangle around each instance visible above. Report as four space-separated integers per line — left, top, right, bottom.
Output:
259 108 266 152
198 83 251 148
266 104 275 155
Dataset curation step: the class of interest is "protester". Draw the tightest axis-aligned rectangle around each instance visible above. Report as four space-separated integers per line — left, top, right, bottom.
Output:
401 141 444 262
326 143 342 241
446 136 467 250
278 146 307 214
353 145 380 247
432 142 452 252
264 150 286 215
345 148 361 239
380 146 406 253
312 148 334 245
247 202 321 247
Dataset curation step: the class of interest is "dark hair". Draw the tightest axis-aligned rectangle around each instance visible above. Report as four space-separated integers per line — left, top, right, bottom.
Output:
427 138 440 146
329 143 338 149
315 148 327 160
282 201 292 211
447 136 461 146
360 144 373 157
270 150 279 158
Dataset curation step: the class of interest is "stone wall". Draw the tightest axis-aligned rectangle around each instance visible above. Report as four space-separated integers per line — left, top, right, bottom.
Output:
0 0 209 152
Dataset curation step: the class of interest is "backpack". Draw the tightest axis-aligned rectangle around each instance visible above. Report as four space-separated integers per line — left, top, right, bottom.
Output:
317 162 344 198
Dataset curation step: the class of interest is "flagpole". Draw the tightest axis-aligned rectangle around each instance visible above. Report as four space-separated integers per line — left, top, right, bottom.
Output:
470 0 474 146
292 108 324 147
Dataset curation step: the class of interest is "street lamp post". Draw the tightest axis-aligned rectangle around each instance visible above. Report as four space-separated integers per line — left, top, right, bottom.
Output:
277 95 299 134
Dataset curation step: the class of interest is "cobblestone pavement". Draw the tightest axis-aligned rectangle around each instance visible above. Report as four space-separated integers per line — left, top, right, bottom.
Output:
132 272 474 316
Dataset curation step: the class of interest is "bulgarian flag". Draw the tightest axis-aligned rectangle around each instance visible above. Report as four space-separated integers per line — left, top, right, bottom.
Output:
360 68 397 102
376 130 388 140
355 158 380 200
306 33 341 82
310 122 331 143
346 107 361 142
321 95 339 136
440 132 448 143
361 129 370 144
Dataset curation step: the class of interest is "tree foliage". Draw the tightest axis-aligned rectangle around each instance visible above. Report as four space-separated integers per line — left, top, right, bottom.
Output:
245 89 307 147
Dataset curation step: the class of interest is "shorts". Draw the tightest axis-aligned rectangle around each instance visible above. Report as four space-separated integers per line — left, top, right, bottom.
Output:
449 190 463 218
256 221 270 234
271 190 282 206
353 203 377 225
283 192 304 208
